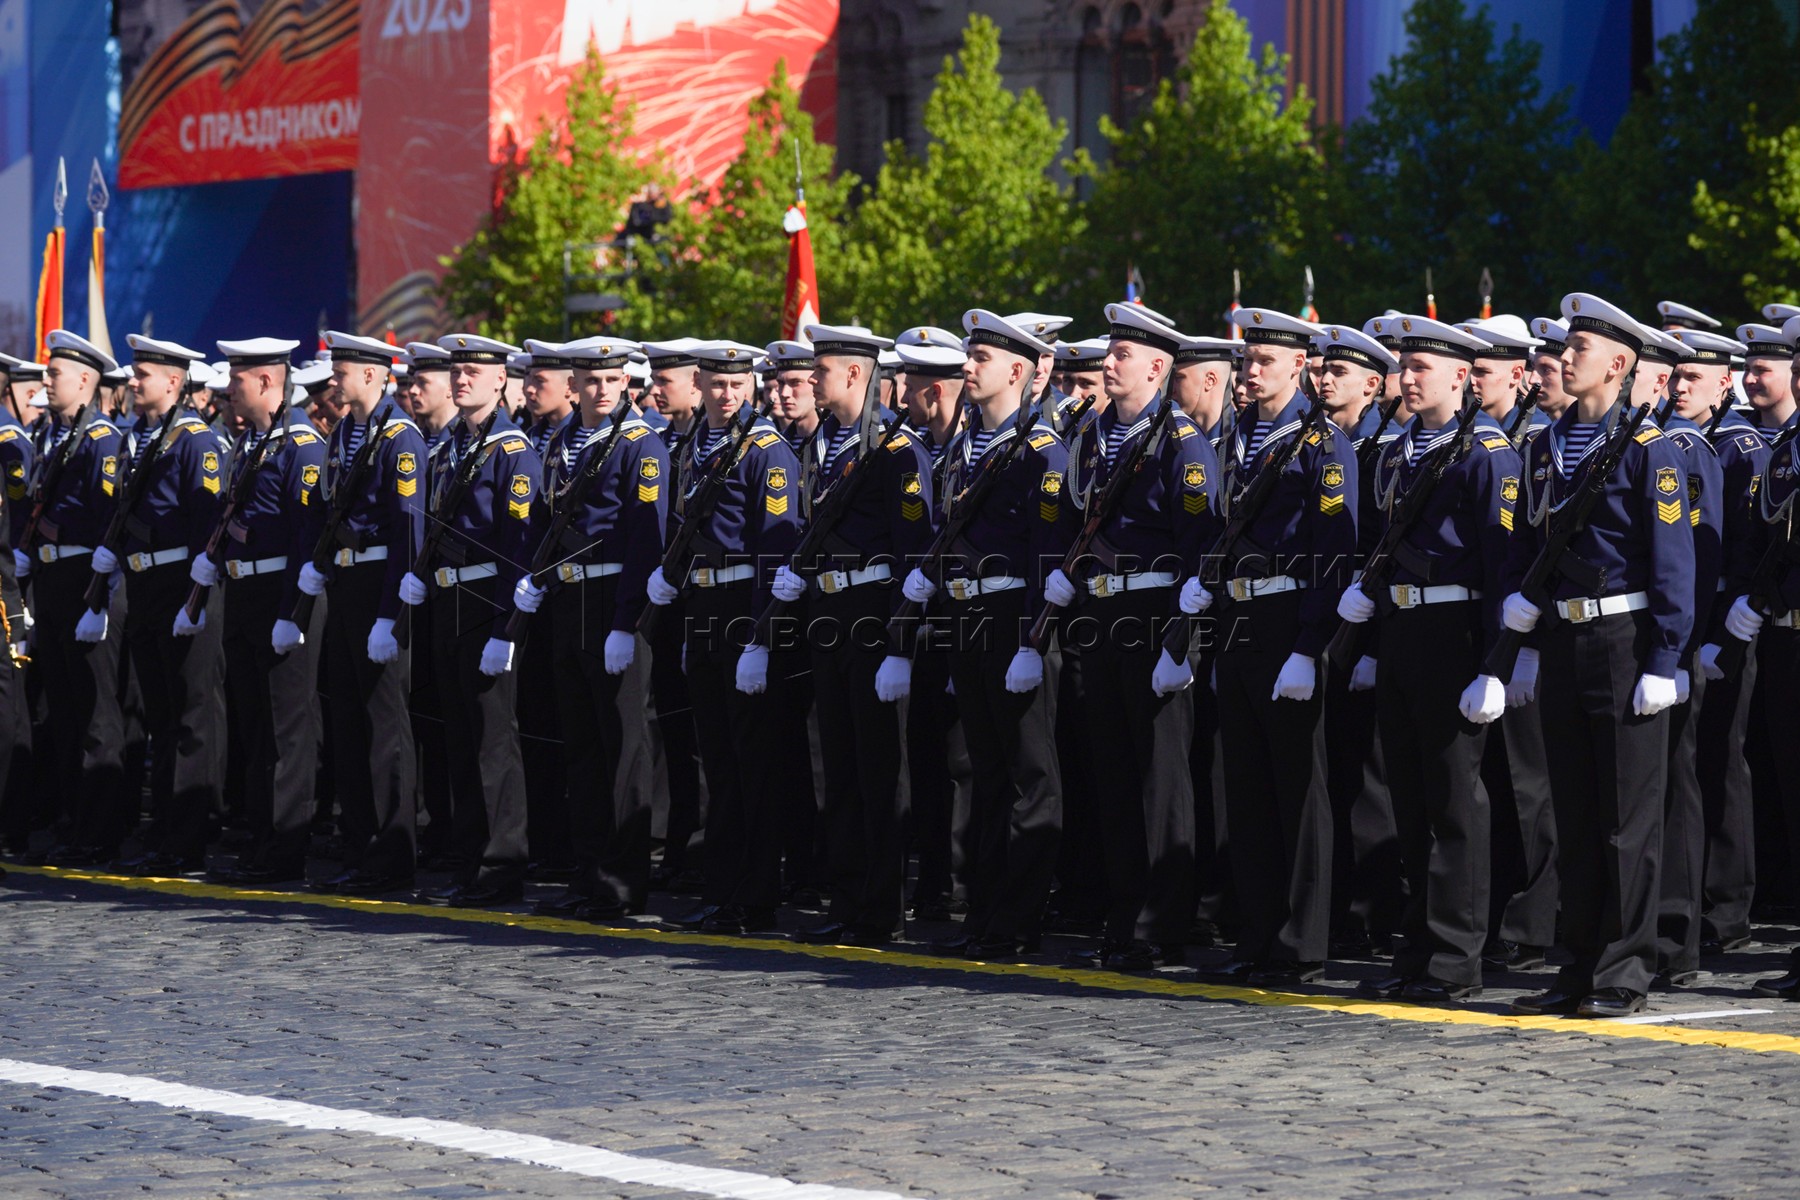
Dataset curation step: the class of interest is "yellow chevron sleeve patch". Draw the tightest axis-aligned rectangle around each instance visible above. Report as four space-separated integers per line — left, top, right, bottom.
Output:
637 482 660 503
1039 501 1059 523
766 494 790 516
396 478 417 497
1499 507 1513 532
1183 493 1209 514
202 475 220 495
1690 504 1700 527
1319 494 1346 516
1656 499 1681 525
507 499 531 519
900 499 925 521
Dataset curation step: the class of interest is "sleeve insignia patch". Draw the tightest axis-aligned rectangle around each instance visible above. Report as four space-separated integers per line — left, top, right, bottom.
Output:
1041 471 1063 496
1183 493 1209 514
902 472 923 496
396 452 417 474
202 475 221 494
1039 500 1059 522
202 451 220 473
302 465 321 488
641 457 660 480
1499 507 1514 532
510 473 532 498
102 455 117 477
766 494 790 516
1184 463 1207 489
397 478 418 497
636 483 660 503
767 466 788 491
508 499 531 519
1655 466 1679 495
1656 499 1682 524
1501 477 1519 503
1322 463 1344 490
1319 493 1346 516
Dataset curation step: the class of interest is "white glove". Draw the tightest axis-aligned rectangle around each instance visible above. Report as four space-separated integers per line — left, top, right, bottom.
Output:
1501 592 1540 633
298 562 329 596
1506 647 1539 707
1337 584 1376 624
645 566 679 606
736 643 769 694
603 630 635 675
189 552 218 587
875 655 912 702
1178 576 1213 614
1675 667 1691 705
398 571 428 606
91 545 119 576
366 617 399 664
1004 647 1044 693
902 568 937 603
1698 643 1724 682
479 637 515 676
1349 655 1378 692
1151 648 1194 696
271 619 304 654
12 549 30 578
1633 673 1678 716
1458 674 1506 724
1044 568 1077 607
172 607 205 637
771 564 807 602
1724 594 1764 642
75 607 108 643
513 576 545 613
1272 652 1316 702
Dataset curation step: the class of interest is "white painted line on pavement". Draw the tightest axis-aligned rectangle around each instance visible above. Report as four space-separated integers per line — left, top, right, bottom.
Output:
1612 1008 1775 1025
0 1058 907 1200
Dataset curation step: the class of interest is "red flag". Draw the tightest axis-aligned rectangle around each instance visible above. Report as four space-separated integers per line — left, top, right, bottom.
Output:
781 201 819 340
34 227 64 363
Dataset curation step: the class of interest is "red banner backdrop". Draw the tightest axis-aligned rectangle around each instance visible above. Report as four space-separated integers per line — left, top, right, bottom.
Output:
119 0 361 190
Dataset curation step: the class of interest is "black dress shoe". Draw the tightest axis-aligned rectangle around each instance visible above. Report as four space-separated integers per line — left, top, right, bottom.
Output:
965 935 1038 961
331 871 414 896
699 905 776 935
526 860 580 883
1204 959 1261 984
213 861 307 885
1330 932 1375 959
839 925 899 948
794 920 856 945
1069 940 1167 972
49 845 110 867
421 881 473 905
573 898 638 923
447 880 524 908
666 903 724 931
1751 972 1800 1000
1653 967 1700 989
534 889 592 917
1250 961 1325 987
1356 974 1413 1000
312 868 359 891
929 933 975 957
1578 987 1646 1018
1401 978 1481 1003
909 895 953 922
124 853 205 877
1700 935 1752 955
415 850 467 873
1482 940 1547 971
1509 987 1586 1015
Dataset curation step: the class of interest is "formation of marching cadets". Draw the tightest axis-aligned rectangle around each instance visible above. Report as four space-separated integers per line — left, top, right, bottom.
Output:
7 286 1800 1020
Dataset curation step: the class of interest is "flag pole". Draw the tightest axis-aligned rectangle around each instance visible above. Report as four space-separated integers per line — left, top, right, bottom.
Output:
87 159 113 359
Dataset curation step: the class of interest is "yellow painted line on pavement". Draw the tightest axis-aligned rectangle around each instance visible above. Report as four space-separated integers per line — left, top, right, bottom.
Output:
10 862 1800 1059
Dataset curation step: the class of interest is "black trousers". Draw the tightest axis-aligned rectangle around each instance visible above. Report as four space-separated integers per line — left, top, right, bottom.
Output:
124 562 226 861
908 638 970 902
407 598 453 857
1051 641 1107 922
1375 602 1491 987
1657 672 1706 976
1699 642 1758 943
1187 662 1234 930
944 592 1062 942
1482 698 1559 947
1215 591 1333 965
1065 588 1194 947
429 575 528 885
322 561 416 877
1538 610 1667 995
807 585 908 934
0 575 29 845
29 556 126 852
551 575 654 908
685 586 785 912
1324 660 1403 941
222 571 323 868
515 609 569 867
649 603 702 873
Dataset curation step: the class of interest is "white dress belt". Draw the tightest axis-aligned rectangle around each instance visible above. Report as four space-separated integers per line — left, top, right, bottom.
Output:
943 575 1026 600
333 546 390 566
433 563 497 587
127 547 190 572
555 561 624 583
225 556 288 579
1086 570 1178 598
1224 574 1302 601
814 564 893 594
1553 590 1649 624
37 544 92 563
689 564 755 587
1387 583 1480 609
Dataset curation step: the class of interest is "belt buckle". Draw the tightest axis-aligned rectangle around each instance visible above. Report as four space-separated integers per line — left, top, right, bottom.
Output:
692 566 714 588
434 566 457 588
1560 597 1599 624
1091 575 1115 599
226 560 245 580
947 578 972 601
1391 583 1419 609
1228 578 1250 602
36 546 52 564
333 548 354 568
819 571 843 595
557 563 581 584
128 552 151 573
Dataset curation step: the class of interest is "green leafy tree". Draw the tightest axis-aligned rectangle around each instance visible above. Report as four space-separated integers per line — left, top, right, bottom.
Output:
836 15 1083 332
1690 121 1800 310
439 43 665 341
1071 0 1321 331
1305 0 1578 322
1591 0 1800 315
629 60 856 342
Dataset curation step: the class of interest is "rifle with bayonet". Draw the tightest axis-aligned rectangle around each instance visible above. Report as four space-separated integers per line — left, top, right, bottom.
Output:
181 417 287 624
637 396 771 639
18 396 97 559
1324 385 1484 669
1712 423 1800 678
83 397 195 611
392 406 501 644
1357 395 1405 475
501 394 637 642
1506 383 1543 450
1482 397 1652 681
290 409 394 630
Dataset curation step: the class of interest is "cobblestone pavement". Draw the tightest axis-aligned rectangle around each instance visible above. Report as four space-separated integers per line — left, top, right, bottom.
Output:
2 867 1799 1198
